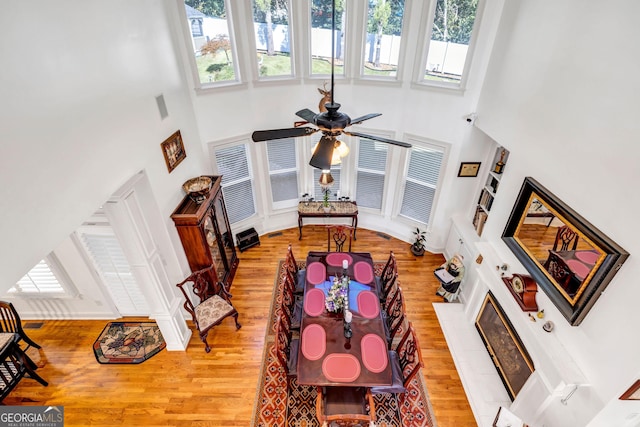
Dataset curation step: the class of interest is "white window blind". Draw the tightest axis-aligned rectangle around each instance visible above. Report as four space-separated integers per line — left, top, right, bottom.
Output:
10 255 70 296
266 138 299 204
355 139 388 209
400 145 444 224
214 144 256 224
81 233 149 315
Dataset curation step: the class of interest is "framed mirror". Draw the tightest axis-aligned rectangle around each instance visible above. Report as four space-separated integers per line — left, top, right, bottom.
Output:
502 177 629 326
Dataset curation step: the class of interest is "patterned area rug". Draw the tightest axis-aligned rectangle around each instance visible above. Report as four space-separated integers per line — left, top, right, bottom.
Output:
93 322 166 364
251 260 437 427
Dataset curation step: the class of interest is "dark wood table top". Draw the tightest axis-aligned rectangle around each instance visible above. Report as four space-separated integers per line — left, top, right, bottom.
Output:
297 251 392 387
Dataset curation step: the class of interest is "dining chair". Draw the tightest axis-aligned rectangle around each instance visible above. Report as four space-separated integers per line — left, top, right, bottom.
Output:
176 266 241 353
0 301 41 351
552 225 579 251
543 250 573 291
284 244 306 295
370 322 424 395
0 339 48 402
382 285 407 347
316 386 376 427
375 251 397 297
280 269 303 330
378 272 398 304
327 225 353 252
274 314 298 386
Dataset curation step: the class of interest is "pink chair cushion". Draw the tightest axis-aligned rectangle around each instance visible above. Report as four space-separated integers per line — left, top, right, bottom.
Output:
361 334 388 373
575 250 599 265
306 262 326 285
301 324 326 361
322 353 361 382
357 291 380 319
304 288 326 317
353 261 374 285
567 259 591 280
326 252 353 267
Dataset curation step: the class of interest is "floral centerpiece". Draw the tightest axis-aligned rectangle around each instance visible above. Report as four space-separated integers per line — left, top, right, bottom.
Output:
325 277 349 313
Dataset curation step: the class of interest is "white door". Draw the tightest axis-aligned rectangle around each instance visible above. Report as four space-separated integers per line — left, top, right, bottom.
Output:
77 226 150 316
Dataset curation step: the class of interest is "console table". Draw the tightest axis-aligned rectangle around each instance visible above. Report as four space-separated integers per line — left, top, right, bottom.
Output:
298 201 358 240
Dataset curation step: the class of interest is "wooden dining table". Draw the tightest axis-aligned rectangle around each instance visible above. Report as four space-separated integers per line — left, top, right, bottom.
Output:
296 251 392 387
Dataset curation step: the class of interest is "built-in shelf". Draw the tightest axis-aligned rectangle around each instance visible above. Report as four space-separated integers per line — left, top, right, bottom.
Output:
473 146 510 236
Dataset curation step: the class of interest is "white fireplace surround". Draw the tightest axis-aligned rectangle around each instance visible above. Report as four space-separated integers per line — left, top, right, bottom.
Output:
436 237 604 427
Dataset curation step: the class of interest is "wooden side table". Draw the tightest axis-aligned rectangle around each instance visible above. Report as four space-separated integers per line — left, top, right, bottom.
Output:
298 201 358 240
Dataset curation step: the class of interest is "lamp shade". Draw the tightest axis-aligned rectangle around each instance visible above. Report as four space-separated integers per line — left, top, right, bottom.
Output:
319 171 334 187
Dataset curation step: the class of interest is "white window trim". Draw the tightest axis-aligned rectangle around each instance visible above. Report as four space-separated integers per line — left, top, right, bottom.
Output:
8 253 78 299
412 0 486 91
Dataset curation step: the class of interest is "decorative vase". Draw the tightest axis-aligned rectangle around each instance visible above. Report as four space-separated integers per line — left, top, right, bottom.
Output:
323 205 331 213
411 245 425 256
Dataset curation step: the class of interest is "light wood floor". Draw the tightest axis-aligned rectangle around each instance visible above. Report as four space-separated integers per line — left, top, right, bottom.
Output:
6 227 476 426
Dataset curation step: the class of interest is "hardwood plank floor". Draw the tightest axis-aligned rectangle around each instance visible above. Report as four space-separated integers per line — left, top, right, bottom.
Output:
6 226 476 426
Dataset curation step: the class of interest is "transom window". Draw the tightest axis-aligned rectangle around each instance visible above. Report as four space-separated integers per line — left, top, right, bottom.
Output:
184 0 239 86
9 255 75 297
362 0 406 79
420 0 482 87
252 0 294 78
310 0 346 77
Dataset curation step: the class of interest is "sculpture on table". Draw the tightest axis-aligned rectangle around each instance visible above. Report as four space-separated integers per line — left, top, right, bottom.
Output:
434 254 465 302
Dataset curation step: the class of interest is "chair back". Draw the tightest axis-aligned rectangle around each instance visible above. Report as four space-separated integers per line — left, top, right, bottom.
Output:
553 225 579 251
316 386 376 427
326 226 353 252
284 244 299 276
383 285 406 345
394 323 424 389
544 250 573 290
379 251 397 287
274 314 292 368
0 301 41 350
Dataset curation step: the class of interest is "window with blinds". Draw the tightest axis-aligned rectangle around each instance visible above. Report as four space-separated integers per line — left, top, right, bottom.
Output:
266 138 299 207
9 255 73 296
400 145 444 224
355 139 388 210
213 143 256 224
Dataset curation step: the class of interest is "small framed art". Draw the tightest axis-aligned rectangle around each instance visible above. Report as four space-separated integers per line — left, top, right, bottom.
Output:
161 130 186 173
458 162 481 177
620 380 640 400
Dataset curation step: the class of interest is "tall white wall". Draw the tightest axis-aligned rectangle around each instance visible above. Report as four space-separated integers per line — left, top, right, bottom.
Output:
474 1 640 425
0 1 202 305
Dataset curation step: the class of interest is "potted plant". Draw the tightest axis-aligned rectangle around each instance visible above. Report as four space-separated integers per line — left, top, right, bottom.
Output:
411 227 427 256
322 188 331 213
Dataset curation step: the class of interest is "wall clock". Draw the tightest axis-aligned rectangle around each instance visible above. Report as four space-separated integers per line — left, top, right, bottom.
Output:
502 273 538 312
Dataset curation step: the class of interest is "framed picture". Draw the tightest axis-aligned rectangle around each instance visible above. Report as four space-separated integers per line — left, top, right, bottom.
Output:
620 380 640 400
458 162 481 177
161 130 186 173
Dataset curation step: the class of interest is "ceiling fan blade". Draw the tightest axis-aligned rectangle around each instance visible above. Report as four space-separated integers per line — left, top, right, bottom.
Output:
309 135 335 170
344 131 412 148
296 108 318 123
252 127 317 142
350 113 382 125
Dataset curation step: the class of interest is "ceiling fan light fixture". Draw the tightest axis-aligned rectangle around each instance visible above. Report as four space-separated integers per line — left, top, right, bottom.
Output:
334 140 349 158
319 170 334 187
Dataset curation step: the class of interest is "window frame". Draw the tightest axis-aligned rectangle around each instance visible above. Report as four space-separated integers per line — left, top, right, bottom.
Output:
210 138 258 226
8 254 77 298
396 134 448 227
413 0 485 90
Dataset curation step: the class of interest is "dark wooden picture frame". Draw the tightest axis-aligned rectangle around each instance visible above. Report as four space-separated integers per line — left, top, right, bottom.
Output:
502 177 629 326
620 380 640 400
161 130 186 173
458 162 481 177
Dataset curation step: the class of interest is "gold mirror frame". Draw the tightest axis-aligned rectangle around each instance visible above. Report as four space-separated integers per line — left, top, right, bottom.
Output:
502 177 628 326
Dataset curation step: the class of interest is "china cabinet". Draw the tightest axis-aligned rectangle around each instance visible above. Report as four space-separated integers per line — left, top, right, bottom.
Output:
171 175 238 289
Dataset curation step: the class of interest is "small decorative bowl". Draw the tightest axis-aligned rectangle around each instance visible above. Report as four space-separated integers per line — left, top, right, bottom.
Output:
182 176 212 204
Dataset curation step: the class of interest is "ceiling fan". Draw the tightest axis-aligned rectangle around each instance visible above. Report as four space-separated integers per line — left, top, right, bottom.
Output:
251 0 412 171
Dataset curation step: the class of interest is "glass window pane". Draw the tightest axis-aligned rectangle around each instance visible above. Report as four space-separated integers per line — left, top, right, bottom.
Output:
270 171 299 202
252 0 293 78
423 0 479 84
267 139 299 205
400 145 444 225
356 171 384 209
214 144 256 224
363 0 405 78
185 1 238 85
311 0 346 76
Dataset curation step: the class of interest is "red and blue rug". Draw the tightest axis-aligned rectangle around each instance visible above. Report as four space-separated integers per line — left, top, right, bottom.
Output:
251 260 437 427
93 322 166 364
